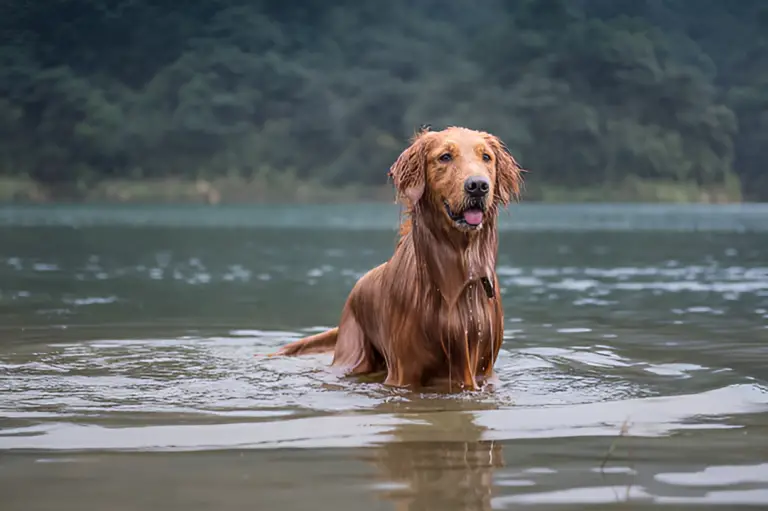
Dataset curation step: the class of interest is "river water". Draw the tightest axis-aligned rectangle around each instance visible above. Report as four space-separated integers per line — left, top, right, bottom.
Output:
1 203 767 510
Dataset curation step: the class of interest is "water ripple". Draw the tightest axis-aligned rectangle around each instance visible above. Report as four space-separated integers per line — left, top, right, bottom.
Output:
1 326 767 452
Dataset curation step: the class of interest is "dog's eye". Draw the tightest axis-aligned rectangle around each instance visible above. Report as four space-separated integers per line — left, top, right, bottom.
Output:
439 153 452 163
482 153 492 162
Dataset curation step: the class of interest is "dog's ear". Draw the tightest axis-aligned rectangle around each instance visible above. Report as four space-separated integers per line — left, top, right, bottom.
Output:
388 132 433 205
486 135 524 206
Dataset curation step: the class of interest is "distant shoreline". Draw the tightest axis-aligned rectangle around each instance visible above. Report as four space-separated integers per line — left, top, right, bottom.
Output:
0 175 746 205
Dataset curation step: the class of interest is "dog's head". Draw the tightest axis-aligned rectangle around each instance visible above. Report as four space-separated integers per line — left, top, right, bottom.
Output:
389 126 523 232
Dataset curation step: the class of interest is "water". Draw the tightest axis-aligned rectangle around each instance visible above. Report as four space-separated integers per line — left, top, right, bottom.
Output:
1 203 767 510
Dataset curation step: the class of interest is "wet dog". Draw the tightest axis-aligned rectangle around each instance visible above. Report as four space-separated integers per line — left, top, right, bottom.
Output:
269 126 523 390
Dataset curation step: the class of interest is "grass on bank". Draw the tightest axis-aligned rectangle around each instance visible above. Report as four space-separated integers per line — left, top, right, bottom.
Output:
0 173 744 204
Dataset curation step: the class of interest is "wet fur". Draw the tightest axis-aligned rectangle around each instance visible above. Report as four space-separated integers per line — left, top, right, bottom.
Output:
269 127 523 390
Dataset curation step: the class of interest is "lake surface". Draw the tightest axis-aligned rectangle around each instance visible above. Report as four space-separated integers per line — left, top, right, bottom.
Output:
1 202 767 510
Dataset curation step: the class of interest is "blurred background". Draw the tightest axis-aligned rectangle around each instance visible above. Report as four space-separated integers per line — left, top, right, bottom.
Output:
1 0 766 205
3 2 768 510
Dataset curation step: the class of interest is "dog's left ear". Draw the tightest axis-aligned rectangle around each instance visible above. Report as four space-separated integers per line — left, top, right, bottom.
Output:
486 135 524 206
388 132 433 206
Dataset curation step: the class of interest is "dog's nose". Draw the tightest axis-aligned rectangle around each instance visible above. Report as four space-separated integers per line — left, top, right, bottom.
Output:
464 176 490 197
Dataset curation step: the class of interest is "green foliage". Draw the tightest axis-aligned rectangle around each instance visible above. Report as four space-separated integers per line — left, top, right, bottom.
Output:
0 0 765 199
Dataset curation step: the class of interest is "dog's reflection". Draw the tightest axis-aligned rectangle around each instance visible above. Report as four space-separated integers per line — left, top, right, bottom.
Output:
370 405 504 511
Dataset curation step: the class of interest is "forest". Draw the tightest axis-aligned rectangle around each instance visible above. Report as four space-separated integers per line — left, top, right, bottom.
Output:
0 0 766 202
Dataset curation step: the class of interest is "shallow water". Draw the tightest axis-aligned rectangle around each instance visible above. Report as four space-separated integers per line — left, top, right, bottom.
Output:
1 203 767 510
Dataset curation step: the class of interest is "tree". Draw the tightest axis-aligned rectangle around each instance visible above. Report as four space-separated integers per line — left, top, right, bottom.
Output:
0 0 763 199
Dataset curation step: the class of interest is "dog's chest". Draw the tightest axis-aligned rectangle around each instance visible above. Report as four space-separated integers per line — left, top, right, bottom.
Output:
430 278 497 346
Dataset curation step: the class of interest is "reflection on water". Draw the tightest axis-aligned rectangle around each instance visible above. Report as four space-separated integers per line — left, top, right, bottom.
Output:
370 411 502 511
1 203 768 510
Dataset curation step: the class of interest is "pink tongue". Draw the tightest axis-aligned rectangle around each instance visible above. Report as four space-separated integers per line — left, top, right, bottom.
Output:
463 209 483 226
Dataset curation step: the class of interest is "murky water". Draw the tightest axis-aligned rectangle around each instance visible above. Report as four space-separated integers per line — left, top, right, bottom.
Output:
1 203 767 510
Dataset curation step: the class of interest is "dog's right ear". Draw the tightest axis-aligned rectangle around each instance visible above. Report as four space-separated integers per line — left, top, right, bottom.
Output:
388 132 432 205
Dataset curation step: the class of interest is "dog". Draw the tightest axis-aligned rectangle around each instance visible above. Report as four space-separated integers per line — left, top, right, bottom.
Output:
268 126 523 390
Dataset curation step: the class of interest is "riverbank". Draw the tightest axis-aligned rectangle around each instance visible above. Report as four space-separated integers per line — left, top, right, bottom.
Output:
0 174 745 204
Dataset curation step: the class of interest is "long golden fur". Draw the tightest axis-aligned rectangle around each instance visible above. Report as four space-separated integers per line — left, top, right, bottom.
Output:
269 126 523 390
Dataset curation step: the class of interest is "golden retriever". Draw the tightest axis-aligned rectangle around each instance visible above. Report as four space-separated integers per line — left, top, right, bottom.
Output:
269 126 523 390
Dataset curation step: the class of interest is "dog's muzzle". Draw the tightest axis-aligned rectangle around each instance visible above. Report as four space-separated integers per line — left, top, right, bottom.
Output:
444 196 487 229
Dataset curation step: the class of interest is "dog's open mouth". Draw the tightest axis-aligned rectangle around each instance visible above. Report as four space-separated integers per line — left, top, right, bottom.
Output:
444 199 485 228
